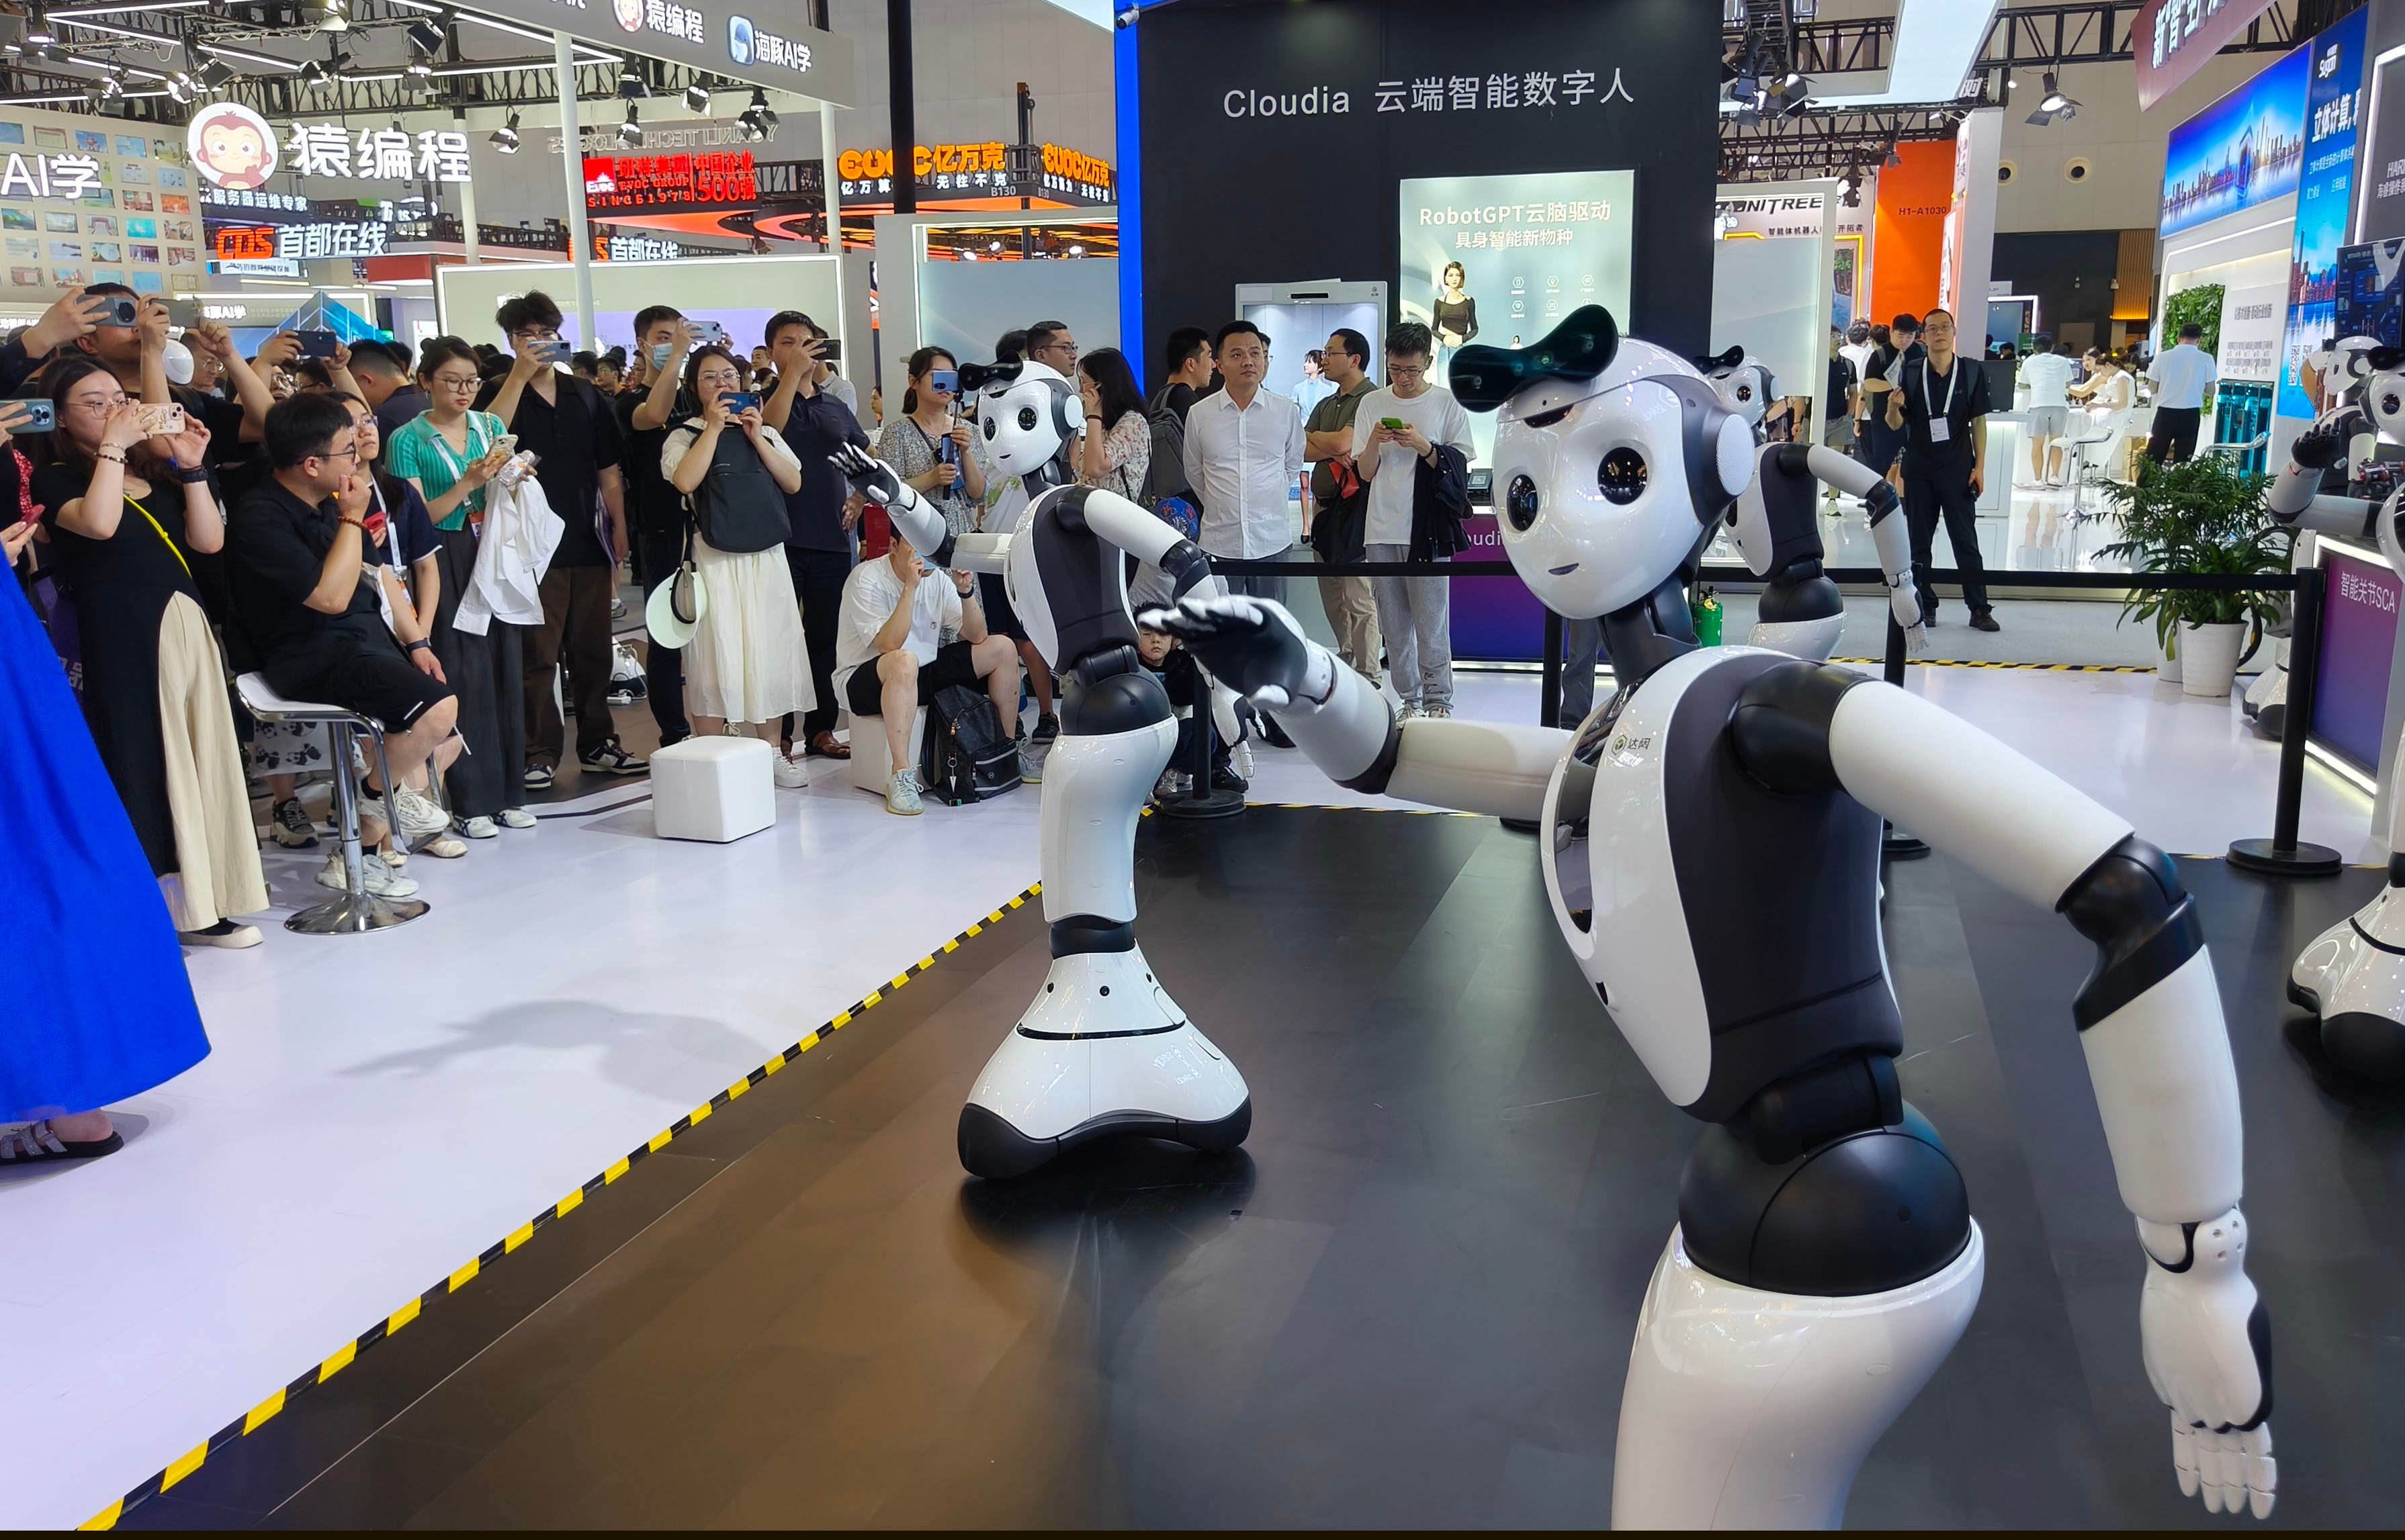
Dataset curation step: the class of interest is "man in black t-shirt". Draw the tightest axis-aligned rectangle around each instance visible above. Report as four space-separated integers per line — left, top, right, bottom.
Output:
618 304 695 746
479 289 639 786
1884 306 1997 631
763 308 867 761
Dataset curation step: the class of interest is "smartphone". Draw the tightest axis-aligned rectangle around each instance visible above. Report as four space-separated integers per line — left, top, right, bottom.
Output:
929 368 959 394
818 336 841 364
167 296 206 328
1381 416 1407 431
691 320 727 349
102 294 139 328
2 398 54 433
529 338 568 365
134 402 185 437
722 392 761 414
491 434 519 459
292 328 339 358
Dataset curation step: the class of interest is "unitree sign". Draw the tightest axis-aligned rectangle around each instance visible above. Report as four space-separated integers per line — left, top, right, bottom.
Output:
582 150 758 212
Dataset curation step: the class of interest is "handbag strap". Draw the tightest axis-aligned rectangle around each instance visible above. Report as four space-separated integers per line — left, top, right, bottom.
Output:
123 492 191 580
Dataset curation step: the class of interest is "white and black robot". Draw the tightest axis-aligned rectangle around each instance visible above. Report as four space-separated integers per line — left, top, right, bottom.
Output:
1697 343 1776 435
1150 308 2277 1527
830 359 1250 1179
2266 342 2405 1080
1724 437 1926 660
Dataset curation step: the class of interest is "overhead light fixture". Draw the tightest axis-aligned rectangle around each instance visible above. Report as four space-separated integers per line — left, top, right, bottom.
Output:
298 58 324 87
1838 166 1863 208
684 80 709 112
489 108 521 152
194 56 234 90
163 69 195 103
617 101 642 148
1884 144 1904 169
405 17 445 54
97 68 122 101
736 85 774 141
23 7 54 47
2027 69 2079 126
310 0 347 30
617 62 647 99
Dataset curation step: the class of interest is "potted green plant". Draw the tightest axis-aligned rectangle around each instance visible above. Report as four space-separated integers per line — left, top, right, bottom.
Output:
2098 454 2291 698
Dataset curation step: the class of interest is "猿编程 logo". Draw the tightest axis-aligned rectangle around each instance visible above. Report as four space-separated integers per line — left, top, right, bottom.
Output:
187 102 278 190
728 14 811 73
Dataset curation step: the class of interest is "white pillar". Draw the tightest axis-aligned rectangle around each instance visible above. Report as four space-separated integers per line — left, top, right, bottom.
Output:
458 145 481 267
555 29 598 349
819 99 839 255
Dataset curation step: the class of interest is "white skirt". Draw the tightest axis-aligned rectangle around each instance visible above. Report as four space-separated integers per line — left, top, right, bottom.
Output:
683 535 816 724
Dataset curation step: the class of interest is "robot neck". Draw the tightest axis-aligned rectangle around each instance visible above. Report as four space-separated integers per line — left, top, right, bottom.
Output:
1600 572 1699 689
1024 447 1075 494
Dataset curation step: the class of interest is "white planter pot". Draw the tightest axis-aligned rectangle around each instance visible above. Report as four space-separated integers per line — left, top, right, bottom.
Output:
2179 621 2246 698
2158 631 2181 684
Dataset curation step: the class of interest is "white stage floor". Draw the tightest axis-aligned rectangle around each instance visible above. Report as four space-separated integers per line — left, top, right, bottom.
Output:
1 663 2376 1529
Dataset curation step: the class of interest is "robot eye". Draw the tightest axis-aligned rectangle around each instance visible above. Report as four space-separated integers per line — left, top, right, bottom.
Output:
983 414 998 440
2384 392 2401 418
1018 406 1039 431
1505 473 1540 531
1599 447 1648 505
1735 384 1753 401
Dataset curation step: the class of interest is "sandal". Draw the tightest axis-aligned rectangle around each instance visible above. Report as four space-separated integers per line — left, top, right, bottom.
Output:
0 1120 124 1164
807 731 852 760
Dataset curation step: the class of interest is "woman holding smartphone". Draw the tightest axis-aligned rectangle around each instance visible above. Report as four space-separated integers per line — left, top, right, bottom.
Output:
663 344 815 784
34 357 267 947
874 347 985 540
387 336 527 839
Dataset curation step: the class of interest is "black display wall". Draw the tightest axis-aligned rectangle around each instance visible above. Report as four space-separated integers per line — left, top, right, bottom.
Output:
1990 230 2128 349
1124 0 1720 387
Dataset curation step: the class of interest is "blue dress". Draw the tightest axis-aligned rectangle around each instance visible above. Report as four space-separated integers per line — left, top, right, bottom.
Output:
1 563 209 1122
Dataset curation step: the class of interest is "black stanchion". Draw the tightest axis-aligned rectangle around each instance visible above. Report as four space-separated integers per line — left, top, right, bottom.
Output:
2230 562 2343 876
1880 608 1931 860
1155 691 1243 821
1539 608 1565 729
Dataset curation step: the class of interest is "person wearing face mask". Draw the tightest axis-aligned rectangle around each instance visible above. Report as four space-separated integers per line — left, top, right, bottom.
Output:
620 305 698 746
663 344 815 785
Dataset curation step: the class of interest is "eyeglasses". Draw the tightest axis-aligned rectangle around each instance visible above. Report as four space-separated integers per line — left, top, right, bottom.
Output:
430 373 480 391
73 396 128 415
316 444 363 463
510 328 560 344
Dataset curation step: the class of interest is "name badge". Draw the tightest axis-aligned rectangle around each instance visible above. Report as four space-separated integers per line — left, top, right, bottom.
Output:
1929 417 1951 444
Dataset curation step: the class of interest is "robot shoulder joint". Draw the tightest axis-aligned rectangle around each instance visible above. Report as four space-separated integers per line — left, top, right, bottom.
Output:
1729 660 1874 795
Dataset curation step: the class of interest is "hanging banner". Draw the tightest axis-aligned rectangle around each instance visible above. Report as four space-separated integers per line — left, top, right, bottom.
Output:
2138 0 2282 111
2279 9 2369 420
2218 280 2288 380
457 0 853 104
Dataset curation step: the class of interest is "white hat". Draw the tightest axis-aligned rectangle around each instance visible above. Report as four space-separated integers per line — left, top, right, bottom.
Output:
642 562 706 649
163 336 194 387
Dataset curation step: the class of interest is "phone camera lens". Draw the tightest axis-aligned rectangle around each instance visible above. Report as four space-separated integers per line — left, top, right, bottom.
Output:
1505 473 1540 531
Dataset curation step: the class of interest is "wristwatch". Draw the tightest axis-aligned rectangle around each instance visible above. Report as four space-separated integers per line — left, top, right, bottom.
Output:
405 638 432 653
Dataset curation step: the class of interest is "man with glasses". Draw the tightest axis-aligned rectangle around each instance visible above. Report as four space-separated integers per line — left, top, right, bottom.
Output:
762 308 868 762
71 281 275 480
1884 306 1998 631
227 392 462 829
1351 321 1473 719
1026 320 1078 379
479 289 641 785
1181 318 1304 606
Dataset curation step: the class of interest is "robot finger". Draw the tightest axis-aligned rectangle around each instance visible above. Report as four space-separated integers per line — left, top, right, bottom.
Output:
2171 1414 2201 1499
1904 621 1930 655
2241 1425 2277 1519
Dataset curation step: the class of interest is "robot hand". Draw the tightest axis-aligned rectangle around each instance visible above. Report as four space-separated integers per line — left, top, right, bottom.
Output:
1888 578 1928 655
828 442 905 506
2289 408 2365 471
2136 1209 2277 1518
1141 594 1338 714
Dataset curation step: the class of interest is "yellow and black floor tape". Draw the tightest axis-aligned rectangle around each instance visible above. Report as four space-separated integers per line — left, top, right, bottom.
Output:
1831 656 2159 674
81 883 1046 1532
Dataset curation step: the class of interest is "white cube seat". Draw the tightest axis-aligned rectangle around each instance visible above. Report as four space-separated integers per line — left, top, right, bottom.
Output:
847 707 929 795
652 735 776 842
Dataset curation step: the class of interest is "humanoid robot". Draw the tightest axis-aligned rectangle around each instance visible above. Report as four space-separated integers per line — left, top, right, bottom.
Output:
830 359 1251 1178
1149 307 2277 1527
1697 344 1776 434
2265 343 2405 1079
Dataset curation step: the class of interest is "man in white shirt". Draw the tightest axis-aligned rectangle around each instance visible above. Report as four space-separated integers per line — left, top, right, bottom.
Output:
2145 322 2218 465
2018 338 2079 487
834 531 1021 815
1352 320 1476 719
1182 318 1305 606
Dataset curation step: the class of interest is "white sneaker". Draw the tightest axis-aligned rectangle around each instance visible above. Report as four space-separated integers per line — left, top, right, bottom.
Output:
392 784 451 837
1422 704 1452 720
1396 703 1421 722
379 846 409 869
497 807 537 829
457 815 500 840
318 852 421 898
417 833 468 859
180 919 263 949
773 751 810 789
886 766 924 816
1232 738 1254 779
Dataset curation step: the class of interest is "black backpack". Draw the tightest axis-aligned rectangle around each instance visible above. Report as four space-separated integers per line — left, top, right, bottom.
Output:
919 682 1022 805
1138 388 1192 510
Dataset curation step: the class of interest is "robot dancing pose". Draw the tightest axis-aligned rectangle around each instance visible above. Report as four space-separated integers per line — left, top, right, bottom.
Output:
830 359 1250 1179
2267 345 2405 1079
1150 308 2276 1527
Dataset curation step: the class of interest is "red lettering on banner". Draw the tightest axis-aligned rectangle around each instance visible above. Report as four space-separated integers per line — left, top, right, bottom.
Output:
582 150 759 212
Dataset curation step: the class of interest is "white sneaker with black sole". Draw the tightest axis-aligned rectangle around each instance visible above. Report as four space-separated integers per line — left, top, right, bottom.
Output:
318 853 421 898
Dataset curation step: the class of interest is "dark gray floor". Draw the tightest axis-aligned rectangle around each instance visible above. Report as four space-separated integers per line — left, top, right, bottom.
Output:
122 811 2403 1528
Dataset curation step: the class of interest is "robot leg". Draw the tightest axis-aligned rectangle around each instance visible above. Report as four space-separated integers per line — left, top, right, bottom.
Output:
1612 1222 1985 1529
957 715 1252 1178
2292 733 2405 1079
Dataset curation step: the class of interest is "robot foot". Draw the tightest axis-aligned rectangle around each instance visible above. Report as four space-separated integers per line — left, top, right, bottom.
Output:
957 945 1252 1179
2291 893 2405 1081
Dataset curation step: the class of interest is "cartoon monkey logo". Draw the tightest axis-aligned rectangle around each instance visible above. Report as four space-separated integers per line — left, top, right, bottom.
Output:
186 103 277 191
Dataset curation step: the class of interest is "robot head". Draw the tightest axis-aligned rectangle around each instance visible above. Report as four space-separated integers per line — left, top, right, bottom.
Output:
1456 307 1755 620
961 357 1080 479
2310 335 2405 435
1694 345 1777 435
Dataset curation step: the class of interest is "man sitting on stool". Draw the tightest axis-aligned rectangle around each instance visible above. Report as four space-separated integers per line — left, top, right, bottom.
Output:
832 529 1021 816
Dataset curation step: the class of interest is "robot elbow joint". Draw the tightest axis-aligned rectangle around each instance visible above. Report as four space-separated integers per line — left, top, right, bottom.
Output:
2058 835 2205 1030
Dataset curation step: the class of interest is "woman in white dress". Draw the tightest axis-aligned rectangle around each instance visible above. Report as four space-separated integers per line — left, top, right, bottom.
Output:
662 345 816 785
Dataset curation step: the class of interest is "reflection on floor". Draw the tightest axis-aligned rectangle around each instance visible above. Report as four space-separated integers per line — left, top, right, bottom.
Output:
113 813 2405 1528
2 664 2377 1529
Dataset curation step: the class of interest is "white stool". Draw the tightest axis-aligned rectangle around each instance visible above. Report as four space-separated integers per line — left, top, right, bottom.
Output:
847 707 928 795
652 736 776 842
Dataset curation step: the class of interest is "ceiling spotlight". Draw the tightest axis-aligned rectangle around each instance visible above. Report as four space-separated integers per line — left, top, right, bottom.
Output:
406 17 445 55
1884 145 1903 169
2027 69 2080 126
164 71 196 104
1838 167 1863 208
490 109 521 152
97 70 122 102
618 62 648 99
310 0 348 31
22 7 52 48
617 101 642 148
298 58 324 87
195 57 235 91
684 81 710 112
735 85 776 141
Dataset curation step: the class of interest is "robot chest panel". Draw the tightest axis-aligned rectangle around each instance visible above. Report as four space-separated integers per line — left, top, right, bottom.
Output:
1542 648 1891 1114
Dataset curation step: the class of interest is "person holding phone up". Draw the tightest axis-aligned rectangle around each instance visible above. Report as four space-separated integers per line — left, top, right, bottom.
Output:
32 361 268 947
762 308 865 764
874 347 986 542
1350 320 1475 721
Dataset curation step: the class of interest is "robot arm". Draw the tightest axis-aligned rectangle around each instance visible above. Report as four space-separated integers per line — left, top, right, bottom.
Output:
2266 406 2379 539
829 443 957 561
1797 443 1926 651
1143 594 1567 821
1067 485 1220 601
1733 665 2273 1516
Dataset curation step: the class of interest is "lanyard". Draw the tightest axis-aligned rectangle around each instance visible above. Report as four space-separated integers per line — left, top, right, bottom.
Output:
1919 357 1960 422
367 476 408 582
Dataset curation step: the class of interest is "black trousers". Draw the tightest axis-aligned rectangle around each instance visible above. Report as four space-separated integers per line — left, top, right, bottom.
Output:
783 545 848 744
1903 459 1990 616
431 525 525 817
632 525 689 743
2148 405 2202 464
525 564 617 766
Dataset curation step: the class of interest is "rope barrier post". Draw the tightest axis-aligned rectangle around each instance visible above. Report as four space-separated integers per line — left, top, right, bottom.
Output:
1155 680 1244 821
1539 607 1565 729
2230 564 2342 876
1880 606 1931 860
